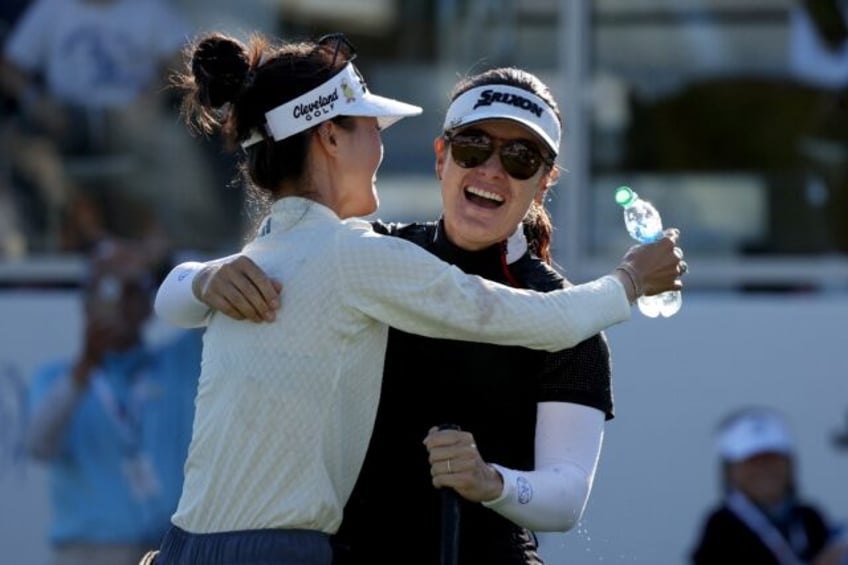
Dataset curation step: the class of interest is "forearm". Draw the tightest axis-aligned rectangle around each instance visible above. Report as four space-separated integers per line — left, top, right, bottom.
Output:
337 224 632 352
483 461 591 531
481 402 604 531
346 236 631 352
26 375 85 461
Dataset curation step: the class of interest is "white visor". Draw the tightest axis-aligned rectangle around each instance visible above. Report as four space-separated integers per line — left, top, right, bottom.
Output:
442 85 561 156
242 62 422 148
716 410 794 463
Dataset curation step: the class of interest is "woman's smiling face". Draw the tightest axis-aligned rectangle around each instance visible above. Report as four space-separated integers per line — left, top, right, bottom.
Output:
436 119 554 251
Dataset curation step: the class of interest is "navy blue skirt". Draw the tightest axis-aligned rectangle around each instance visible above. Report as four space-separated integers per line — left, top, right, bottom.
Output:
155 524 332 565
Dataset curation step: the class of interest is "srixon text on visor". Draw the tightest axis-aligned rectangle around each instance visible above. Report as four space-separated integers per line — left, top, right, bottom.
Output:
293 89 339 121
472 90 543 118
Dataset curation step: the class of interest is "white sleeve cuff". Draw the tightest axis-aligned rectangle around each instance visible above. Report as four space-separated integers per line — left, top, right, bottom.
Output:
481 462 590 532
482 463 521 507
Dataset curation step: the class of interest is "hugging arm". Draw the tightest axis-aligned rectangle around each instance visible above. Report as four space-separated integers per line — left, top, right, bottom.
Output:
156 224 684 347
154 254 281 327
152 224 402 327
338 228 631 351
156 236 631 350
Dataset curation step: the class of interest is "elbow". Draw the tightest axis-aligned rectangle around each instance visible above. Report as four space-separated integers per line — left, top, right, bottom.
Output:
549 465 592 533
554 502 586 533
153 292 202 329
152 290 179 326
523 504 583 533
541 494 585 532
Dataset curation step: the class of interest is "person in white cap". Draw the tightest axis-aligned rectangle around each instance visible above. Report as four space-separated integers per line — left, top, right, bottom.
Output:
150 35 687 564
691 407 848 565
153 59 687 564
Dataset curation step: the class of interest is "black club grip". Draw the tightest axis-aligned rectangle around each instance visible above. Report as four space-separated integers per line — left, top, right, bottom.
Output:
438 423 461 565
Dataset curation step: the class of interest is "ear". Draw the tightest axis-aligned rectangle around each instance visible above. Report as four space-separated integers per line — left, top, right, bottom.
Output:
315 122 339 155
535 167 558 204
544 165 559 188
433 136 446 180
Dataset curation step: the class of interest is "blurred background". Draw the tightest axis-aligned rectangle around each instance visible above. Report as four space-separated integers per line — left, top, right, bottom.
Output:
0 0 846 563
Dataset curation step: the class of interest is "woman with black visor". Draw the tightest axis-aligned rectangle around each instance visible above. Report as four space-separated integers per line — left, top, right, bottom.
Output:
154 43 687 564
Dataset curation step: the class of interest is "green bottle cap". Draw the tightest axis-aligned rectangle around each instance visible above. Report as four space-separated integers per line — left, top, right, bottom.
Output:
614 185 636 207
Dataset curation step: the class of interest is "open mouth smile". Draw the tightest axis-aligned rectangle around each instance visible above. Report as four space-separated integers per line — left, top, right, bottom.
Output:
464 186 505 209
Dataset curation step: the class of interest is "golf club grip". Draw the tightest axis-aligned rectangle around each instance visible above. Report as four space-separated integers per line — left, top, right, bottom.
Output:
438 423 461 565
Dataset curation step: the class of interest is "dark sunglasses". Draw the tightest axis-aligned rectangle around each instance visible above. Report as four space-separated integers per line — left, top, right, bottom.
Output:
444 129 554 181
317 33 358 68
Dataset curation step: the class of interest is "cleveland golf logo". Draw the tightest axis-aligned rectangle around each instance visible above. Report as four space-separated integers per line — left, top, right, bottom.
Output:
473 89 544 118
293 89 340 121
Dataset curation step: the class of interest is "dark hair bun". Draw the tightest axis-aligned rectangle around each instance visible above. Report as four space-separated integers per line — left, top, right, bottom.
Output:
191 34 250 108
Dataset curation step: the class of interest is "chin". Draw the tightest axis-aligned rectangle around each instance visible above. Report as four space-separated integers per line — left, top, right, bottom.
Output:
356 201 379 217
462 217 508 240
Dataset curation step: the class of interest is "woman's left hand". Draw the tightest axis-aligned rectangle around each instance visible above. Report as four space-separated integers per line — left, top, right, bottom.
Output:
423 427 504 503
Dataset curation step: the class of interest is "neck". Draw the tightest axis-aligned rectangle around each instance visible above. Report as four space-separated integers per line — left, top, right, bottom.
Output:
302 147 347 217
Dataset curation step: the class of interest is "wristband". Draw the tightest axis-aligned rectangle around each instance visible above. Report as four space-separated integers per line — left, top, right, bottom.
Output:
615 263 642 299
481 464 531 510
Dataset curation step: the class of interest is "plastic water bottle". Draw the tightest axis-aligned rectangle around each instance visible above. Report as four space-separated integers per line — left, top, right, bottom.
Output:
614 185 681 318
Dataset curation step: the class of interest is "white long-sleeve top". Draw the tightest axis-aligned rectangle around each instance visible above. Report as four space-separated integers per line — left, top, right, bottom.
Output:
167 197 629 535
159 248 607 534
158 261 607 535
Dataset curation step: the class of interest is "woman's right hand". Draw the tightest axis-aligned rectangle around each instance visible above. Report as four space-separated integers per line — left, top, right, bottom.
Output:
192 255 282 323
617 228 686 299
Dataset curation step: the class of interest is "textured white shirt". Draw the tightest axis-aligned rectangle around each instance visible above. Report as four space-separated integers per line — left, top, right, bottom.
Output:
168 197 630 534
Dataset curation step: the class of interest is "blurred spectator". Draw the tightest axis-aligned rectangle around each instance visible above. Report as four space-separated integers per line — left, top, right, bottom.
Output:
0 0 189 151
787 0 848 257
0 123 77 253
0 0 237 255
790 0 848 89
24 240 202 565
835 409 848 451
0 176 27 258
0 0 55 256
691 407 848 565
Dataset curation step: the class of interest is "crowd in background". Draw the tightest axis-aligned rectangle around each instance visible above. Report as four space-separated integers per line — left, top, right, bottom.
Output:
3 0 848 263
0 0 245 262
